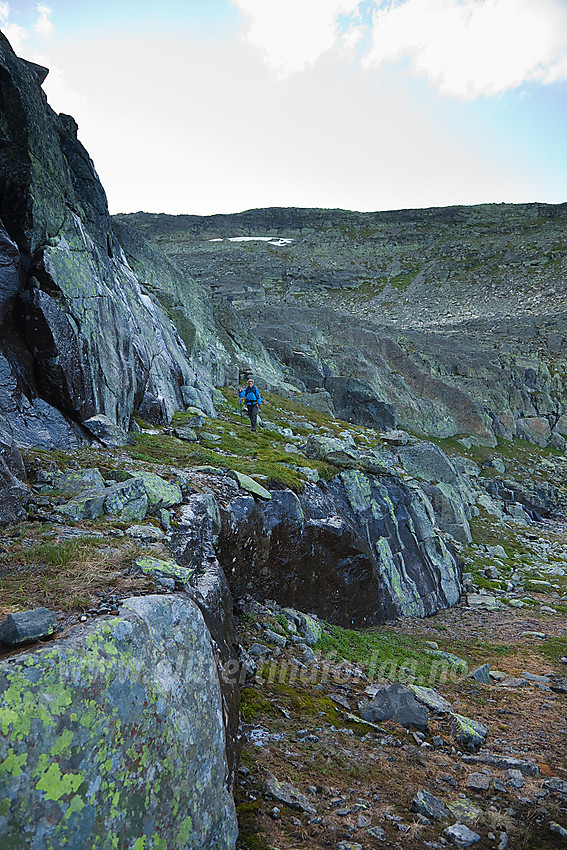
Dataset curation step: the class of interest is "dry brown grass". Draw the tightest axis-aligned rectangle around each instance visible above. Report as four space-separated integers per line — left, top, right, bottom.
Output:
0 537 160 616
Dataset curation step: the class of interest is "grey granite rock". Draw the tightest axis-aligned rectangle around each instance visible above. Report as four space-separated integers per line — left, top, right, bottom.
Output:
0 607 57 646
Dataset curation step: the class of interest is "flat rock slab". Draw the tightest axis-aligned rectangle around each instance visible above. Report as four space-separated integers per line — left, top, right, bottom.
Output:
229 470 271 500
132 556 194 586
465 773 491 791
444 823 481 847
462 754 539 777
53 468 105 495
360 682 429 731
409 684 452 714
0 607 57 646
264 772 316 814
447 798 483 822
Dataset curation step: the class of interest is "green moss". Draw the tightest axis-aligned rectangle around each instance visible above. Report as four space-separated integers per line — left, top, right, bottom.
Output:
539 636 567 662
240 688 277 722
317 623 466 684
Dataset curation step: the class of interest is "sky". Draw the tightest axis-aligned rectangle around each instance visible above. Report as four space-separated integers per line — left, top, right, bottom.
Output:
1 0 566 216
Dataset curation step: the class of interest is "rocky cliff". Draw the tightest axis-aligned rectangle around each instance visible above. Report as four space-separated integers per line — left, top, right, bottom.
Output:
0 32 286 454
120 204 567 450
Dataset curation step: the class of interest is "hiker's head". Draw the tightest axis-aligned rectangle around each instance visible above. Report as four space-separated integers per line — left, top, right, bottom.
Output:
247 379 254 386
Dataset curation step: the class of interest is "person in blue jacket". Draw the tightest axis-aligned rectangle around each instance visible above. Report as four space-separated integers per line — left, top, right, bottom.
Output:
238 378 261 431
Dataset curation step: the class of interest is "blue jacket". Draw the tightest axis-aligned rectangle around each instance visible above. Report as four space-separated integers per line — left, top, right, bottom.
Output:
239 385 261 407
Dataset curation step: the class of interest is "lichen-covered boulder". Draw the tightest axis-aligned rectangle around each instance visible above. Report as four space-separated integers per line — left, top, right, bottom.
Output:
449 712 488 750
0 595 238 848
305 435 359 468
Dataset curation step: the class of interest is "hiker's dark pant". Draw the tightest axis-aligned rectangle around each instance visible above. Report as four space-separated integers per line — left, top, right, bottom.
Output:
247 403 258 431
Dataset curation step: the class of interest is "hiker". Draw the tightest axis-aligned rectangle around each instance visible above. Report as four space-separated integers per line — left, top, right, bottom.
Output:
238 378 261 431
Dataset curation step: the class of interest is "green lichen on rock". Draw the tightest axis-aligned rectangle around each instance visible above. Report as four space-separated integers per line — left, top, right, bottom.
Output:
0 595 237 848
131 556 194 586
229 471 271 501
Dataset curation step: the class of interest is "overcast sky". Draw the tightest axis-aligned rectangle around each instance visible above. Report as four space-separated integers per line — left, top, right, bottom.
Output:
2 0 567 216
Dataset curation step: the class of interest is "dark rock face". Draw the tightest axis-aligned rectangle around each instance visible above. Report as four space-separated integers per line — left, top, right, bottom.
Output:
0 33 288 447
0 607 57 646
325 376 396 429
217 471 460 627
0 438 28 524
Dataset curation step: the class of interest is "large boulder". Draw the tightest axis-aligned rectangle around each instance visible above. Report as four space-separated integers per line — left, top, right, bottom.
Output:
0 595 238 848
217 470 461 627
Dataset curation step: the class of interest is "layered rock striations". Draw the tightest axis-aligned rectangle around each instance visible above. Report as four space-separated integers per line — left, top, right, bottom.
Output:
217 470 461 627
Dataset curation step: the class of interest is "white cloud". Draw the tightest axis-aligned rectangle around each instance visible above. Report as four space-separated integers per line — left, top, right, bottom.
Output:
0 4 29 54
364 0 567 98
34 4 54 38
231 0 363 76
34 53 87 116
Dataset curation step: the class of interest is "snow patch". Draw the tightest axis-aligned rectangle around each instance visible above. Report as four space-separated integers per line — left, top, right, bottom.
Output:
208 236 294 246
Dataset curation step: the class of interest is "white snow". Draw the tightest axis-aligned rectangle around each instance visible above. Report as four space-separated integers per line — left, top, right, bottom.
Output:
208 236 294 246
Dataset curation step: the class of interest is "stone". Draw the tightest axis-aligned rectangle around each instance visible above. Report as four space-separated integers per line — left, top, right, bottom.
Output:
133 471 183 510
248 644 272 657
506 769 524 789
466 593 500 610
125 524 165 542
83 413 133 447
516 417 551 447
465 773 491 791
264 772 317 814
228 470 272 500
173 425 198 442
446 799 483 822
462 754 539 777
409 685 452 714
444 823 481 847
263 629 287 647
448 713 488 750
53 467 105 495
304 434 359 468
366 825 386 840
0 607 57 646
410 789 450 821
470 664 490 684
0 595 237 848
131 556 194 585
544 778 567 802
360 683 429 731
549 822 567 840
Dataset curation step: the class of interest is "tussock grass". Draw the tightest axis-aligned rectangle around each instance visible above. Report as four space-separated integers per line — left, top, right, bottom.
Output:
0 537 155 616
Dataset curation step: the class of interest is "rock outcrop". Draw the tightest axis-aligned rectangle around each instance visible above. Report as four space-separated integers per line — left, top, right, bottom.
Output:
218 469 461 627
123 204 567 449
0 32 288 453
